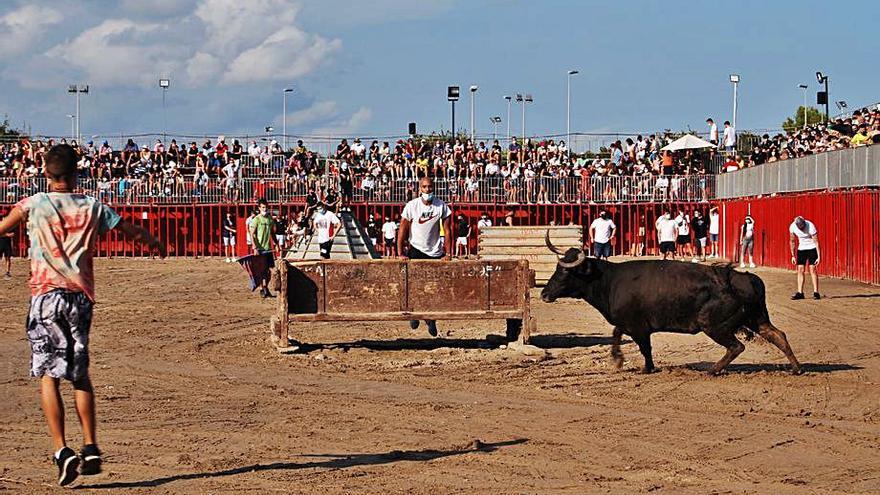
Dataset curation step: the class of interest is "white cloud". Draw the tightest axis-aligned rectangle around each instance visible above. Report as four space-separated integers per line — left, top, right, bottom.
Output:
0 4 63 58
221 26 341 84
311 106 372 137
279 100 340 128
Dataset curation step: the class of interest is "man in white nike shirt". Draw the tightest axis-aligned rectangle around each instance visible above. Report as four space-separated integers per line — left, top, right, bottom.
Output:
397 177 453 337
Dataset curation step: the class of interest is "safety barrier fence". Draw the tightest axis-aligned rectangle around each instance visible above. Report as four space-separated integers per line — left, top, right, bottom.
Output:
721 190 880 285
0 174 714 206
0 201 714 260
716 145 880 198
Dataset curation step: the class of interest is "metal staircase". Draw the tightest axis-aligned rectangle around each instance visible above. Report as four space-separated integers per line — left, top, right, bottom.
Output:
285 211 380 260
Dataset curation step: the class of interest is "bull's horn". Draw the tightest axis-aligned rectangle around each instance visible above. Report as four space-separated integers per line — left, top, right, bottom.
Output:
558 251 587 269
545 230 567 255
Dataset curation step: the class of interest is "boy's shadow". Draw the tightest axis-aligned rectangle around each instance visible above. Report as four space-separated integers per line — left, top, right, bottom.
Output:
78 439 528 489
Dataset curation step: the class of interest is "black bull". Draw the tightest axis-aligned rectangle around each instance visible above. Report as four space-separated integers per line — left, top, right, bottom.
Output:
541 232 802 375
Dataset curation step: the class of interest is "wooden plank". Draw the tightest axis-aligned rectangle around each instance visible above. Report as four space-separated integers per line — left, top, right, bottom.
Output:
479 237 582 247
324 261 405 313
489 260 523 311
276 262 289 343
408 261 490 312
288 310 525 322
478 246 584 255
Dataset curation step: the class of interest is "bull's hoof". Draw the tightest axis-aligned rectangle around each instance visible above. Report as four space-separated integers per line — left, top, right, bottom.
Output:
790 366 803 376
707 368 725 376
639 366 658 374
610 354 624 370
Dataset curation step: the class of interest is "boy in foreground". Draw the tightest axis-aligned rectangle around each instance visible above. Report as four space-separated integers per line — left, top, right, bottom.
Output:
0 144 165 486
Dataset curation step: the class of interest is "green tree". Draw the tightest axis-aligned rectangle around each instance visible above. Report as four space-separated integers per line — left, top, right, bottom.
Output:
0 115 22 139
782 106 825 133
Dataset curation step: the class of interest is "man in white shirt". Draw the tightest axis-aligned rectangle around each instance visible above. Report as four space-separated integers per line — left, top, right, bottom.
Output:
589 210 616 259
477 213 492 230
722 121 736 151
706 118 719 146
398 177 453 337
675 210 692 258
655 211 678 260
708 206 720 258
381 216 398 258
312 203 341 259
789 216 820 300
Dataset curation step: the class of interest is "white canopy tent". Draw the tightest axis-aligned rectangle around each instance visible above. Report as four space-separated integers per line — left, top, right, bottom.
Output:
660 134 715 151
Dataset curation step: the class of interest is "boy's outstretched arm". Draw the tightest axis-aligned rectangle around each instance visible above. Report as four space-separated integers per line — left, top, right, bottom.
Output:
0 206 24 236
116 220 166 258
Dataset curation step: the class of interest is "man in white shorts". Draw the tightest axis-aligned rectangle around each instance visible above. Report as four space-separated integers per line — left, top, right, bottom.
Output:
789 216 820 300
454 214 471 258
222 211 236 262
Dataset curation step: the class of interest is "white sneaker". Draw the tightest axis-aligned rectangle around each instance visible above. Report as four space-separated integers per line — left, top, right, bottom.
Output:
739 262 745 268
225 257 231 263
749 262 756 268
691 258 699 263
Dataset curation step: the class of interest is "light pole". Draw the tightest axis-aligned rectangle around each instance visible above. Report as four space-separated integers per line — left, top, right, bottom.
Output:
159 78 170 142
567 70 579 156
503 95 512 143
515 94 533 142
67 84 89 143
66 114 75 141
489 116 501 141
816 71 829 122
729 74 740 132
282 87 293 150
798 84 808 128
447 86 460 138
265 126 274 151
469 85 478 143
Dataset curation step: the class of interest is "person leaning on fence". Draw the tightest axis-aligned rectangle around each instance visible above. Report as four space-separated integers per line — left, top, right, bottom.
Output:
589 210 616 260
739 215 757 269
397 177 453 337
789 216 821 300
0 144 165 487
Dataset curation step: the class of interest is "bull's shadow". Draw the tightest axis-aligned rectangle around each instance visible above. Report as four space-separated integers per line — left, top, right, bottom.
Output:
683 362 861 374
289 333 624 353
77 439 528 489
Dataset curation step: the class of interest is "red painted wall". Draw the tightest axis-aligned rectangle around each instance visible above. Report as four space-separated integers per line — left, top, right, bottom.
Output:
721 191 880 285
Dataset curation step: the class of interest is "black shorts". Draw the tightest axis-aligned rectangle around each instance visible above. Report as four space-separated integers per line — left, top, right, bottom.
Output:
319 241 333 259
676 234 690 245
407 247 443 260
796 248 818 266
0 238 11 258
660 241 676 254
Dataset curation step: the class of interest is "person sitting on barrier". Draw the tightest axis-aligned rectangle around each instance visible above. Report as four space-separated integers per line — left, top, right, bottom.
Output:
249 198 278 298
398 176 453 337
0 144 165 486
312 202 341 260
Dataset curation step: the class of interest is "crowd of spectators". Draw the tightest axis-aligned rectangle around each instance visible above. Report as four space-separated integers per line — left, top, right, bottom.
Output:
744 107 880 168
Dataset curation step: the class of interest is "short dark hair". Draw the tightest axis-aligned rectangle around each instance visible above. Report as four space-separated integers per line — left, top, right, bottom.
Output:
44 144 78 179
257 198 268 206
724 121 731 126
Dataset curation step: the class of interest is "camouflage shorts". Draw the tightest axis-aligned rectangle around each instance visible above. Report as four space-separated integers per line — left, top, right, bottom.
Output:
26 290 94 381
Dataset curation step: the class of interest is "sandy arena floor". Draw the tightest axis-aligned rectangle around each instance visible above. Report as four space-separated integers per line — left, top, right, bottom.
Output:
1 257 878 494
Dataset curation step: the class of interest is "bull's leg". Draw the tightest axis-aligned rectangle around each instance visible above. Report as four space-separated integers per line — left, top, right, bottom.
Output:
756 322 803 375
631 332 656 374
610 326 625 370
704 330 746 375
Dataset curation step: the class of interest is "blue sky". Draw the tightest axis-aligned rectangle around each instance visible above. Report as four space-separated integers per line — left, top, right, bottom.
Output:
1 0 876 149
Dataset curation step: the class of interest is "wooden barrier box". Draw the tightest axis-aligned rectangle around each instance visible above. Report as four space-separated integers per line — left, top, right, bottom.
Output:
270 259 536 349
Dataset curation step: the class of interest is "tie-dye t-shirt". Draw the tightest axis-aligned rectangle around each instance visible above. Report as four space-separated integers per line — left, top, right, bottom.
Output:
16 193 121 301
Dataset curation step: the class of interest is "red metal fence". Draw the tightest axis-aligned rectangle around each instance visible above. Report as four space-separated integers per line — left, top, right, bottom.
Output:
721 191 880 285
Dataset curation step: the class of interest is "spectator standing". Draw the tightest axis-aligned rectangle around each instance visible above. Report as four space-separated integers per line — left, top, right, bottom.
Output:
245 210 257 250
789 216 821 300
708 206 720 258
589 210 616 260
381 216 398 257
739 215 756 268
366 213 380 248
707 118 719 146
222 212 236 262
0 228 12 278
675 210 692 258
722 121 736 152
477 212 492 230
655 211 678 260
274 212 287 257
691 210 708 262
454 214 471 258
312 203 341 260
397 177 453 337
248 199 278 298
0 144 164 486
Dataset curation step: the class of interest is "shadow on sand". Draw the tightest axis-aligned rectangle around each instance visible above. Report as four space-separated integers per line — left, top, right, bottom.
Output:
683 362 861 374
77 439 528 489
825 293 880 299
290 333 626 353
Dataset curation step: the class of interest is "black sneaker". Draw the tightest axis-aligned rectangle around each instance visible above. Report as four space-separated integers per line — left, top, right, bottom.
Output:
55 447 80 487
409 320 419 330
79 444 102 476
426 320 438 337
264 290 276 298
791 292 805 300
813 292 821 300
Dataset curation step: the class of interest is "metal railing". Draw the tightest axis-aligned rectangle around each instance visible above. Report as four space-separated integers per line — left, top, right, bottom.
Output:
716 145 880 199
0 174 714 205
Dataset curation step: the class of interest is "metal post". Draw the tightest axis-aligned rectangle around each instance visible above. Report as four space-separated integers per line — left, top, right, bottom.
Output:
504 96 511 144
162 88 167 142
469 85 477 143
67 115 75 141
521 99 525 142
283 87 293 150
75 90 80 143
732 80 738 131
451 100 456 139
824 78 830 122
566 70 578 158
